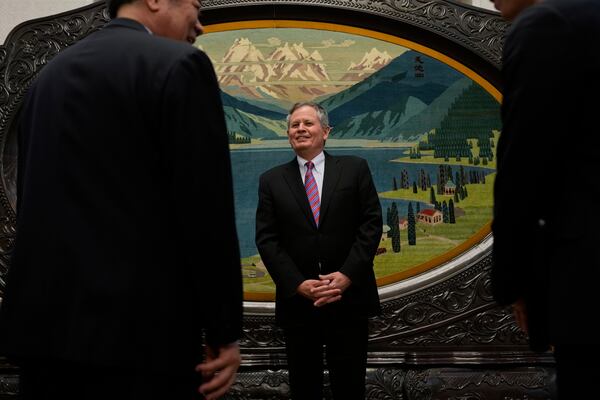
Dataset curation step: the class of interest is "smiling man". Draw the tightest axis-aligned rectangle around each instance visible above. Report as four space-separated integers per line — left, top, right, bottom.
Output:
0 1 242 399
256 102 382 399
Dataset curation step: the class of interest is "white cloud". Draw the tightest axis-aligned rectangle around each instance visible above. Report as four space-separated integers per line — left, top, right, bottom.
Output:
255 37 283 47
313 39 356 48
267 37 281 46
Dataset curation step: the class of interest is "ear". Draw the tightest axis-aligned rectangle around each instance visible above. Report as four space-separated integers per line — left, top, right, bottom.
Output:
144 0 162 12
323 126 331 141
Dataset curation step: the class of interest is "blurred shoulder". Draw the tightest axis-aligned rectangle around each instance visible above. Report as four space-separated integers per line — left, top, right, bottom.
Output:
546 0 600 18
104 18 210 65
506 0 600 58
511 0 599 33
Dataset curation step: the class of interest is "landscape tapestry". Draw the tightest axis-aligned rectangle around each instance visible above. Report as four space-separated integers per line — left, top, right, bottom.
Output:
196 23 501 298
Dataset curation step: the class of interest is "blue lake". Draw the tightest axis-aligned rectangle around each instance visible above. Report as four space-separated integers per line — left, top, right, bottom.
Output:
231 145 494 258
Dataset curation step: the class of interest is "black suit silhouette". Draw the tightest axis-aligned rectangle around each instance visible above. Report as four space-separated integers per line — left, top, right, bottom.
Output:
0 17 242 396
491 0 600 396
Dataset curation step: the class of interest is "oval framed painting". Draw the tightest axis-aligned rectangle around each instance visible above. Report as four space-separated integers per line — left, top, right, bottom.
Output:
196 19 501 301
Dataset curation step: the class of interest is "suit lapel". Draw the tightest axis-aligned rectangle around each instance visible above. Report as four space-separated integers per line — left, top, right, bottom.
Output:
320 152 342 225
282 158 317 228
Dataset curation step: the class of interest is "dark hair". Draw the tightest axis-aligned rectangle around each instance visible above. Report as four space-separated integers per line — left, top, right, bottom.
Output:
107 0 136 19
286 102 330 129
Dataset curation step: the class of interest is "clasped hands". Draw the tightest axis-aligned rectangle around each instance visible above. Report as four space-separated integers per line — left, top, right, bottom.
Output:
297 271 351 307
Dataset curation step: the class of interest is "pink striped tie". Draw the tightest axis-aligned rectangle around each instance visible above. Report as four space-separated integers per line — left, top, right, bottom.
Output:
304 161 320 226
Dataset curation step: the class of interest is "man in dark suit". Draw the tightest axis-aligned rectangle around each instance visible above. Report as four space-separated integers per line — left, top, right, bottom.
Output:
0 1 242 399
490 0 600 397
256 102 382 399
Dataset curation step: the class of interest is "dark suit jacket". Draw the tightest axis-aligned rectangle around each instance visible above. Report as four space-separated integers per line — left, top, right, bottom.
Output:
256 152 382 326
0 18 242 372
491 0 600 350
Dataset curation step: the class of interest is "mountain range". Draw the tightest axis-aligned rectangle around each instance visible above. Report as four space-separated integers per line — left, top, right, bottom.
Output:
322 51 490 141
217 49 499 142
215 38 336 102
340 48 392 81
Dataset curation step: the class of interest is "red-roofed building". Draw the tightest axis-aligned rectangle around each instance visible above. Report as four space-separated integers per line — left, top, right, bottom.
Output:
418 208 443 225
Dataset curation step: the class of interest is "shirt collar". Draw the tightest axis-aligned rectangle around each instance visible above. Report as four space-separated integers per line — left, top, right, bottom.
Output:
297 151 325 171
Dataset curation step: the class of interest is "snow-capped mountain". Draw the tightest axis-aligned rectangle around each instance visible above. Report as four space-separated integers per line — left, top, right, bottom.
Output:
341 47 392 81
216 38 274 96
214 38 339 102
268 42 330 82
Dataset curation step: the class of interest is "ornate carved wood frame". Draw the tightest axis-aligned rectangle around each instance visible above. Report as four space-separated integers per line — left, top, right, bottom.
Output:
0 2 555 397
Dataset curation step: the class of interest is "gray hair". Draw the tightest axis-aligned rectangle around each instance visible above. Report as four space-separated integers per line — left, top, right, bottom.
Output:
286 102 330 129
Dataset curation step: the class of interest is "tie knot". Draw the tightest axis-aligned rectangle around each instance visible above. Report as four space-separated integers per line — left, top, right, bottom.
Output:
305 161 314 171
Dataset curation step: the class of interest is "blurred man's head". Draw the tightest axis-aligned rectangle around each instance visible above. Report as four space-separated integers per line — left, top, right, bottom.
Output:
490 0 539 21
108 0 203 43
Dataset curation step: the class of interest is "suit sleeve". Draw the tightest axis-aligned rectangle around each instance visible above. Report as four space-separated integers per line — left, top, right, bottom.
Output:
255 173 305 298
161 49 242 346
339 159 383 285
491 6 571 305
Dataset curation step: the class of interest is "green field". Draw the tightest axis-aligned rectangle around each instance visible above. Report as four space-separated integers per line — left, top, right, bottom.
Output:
242 173 496 294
